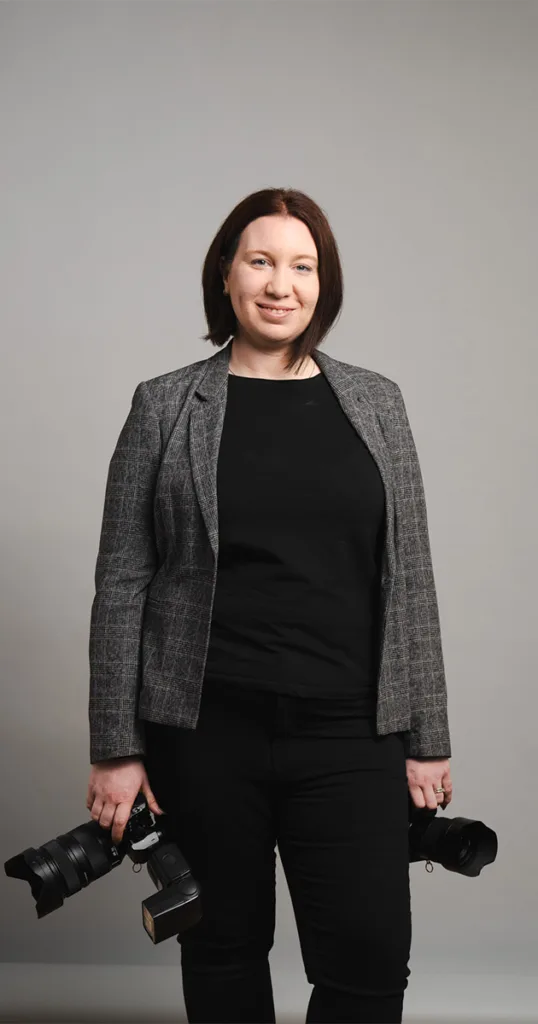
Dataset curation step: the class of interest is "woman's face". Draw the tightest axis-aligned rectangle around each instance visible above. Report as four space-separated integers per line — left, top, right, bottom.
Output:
223 215 320 347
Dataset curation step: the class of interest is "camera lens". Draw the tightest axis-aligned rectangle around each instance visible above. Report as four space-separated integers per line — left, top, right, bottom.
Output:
4 820 122 918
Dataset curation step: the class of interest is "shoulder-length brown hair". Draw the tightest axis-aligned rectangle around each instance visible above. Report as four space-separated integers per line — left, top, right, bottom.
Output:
201 187 344 373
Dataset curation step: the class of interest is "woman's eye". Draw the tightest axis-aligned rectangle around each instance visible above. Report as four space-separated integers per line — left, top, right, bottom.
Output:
251 259 313 272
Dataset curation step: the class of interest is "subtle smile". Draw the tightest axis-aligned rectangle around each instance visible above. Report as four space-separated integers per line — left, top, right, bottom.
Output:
257 303 295 317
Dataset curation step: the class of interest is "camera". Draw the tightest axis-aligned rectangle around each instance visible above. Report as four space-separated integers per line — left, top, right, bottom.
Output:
5 792 497 943
407 793 497 876
4 793 201 944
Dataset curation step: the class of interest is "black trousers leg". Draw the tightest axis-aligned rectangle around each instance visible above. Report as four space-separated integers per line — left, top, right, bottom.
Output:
143 686 278 1024
143 683 411 1024
273 707 411 1024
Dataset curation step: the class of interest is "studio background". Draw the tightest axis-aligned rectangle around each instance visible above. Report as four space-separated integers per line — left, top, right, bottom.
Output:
0 1 536 1021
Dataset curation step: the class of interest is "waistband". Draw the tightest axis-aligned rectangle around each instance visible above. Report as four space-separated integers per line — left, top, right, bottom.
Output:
201 678 378 738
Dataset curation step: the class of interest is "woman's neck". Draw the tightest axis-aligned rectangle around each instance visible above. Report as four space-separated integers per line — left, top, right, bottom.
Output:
228 338 319 380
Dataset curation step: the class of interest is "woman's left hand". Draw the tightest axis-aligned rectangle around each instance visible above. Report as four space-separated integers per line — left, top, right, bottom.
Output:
406 759 453 810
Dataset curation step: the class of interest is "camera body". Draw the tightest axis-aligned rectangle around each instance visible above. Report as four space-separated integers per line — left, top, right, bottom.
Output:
116 795 203 942
5 791 497 944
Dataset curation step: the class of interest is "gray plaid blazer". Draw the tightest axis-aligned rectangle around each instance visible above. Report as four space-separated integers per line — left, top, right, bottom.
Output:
88 341 452 764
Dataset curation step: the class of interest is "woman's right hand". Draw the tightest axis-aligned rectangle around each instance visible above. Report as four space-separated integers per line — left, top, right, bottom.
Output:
86 756 164 846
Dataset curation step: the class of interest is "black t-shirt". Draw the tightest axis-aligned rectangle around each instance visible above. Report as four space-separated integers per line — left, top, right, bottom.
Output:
203 370 385 719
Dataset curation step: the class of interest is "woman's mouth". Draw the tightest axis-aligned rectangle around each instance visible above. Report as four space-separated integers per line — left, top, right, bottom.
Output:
256 304 295 319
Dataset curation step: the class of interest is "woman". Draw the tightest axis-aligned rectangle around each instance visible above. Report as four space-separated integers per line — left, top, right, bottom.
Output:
86 187 453 1024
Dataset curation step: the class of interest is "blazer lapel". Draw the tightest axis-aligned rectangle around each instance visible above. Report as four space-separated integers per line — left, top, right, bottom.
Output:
313 349 396 582
189 344 231 562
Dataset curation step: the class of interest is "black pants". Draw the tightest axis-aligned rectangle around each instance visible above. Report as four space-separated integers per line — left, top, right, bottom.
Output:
144 682 412 1024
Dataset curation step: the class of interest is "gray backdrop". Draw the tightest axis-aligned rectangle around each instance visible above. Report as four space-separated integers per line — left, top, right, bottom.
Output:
1 1 537 1021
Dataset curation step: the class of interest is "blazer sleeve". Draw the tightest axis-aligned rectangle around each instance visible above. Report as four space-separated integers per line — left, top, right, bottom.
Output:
389 384 452 760
88 381 161 764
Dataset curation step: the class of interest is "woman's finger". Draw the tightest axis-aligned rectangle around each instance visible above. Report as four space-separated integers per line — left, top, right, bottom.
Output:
409 784 425 809
142 781 164 816
98 801 117 830
111 802 133 845
89 797 104 821
425 785 440 811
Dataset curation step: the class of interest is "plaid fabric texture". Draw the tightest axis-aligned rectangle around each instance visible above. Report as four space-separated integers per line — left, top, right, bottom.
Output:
88 341 452 763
